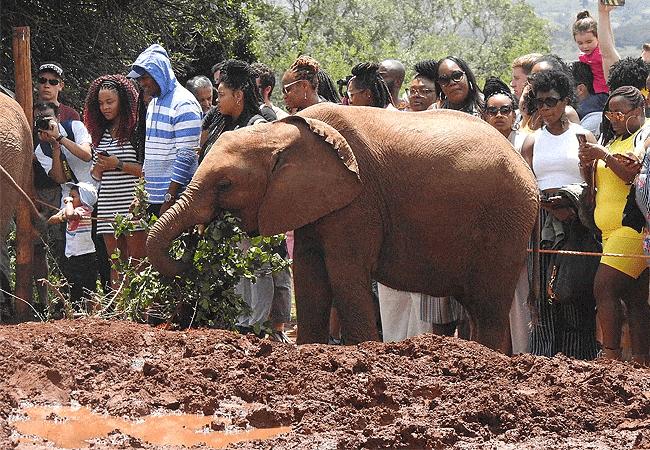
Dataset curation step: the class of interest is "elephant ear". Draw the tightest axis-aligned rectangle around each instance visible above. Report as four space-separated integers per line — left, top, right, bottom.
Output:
258 115 362 236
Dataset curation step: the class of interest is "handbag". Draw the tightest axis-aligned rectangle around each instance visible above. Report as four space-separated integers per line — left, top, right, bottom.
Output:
622 184 645 233
547 219 601 303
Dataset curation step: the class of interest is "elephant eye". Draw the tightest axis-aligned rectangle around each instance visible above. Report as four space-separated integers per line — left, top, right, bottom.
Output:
216 179 233 192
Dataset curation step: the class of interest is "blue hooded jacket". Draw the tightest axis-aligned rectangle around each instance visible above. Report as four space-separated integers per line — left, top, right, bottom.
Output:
130 44 201 204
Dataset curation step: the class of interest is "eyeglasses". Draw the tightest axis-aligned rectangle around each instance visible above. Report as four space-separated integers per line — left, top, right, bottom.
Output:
38 77 60 86
485 105 514 116
604 110 633 122
346 89 367 97
533 96 562 108
406 88 434 97
282 79 303 95
437 71 465 87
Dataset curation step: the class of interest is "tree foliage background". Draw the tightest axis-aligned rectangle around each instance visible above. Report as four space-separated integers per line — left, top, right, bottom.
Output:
1 0 254 110
248 0 551 92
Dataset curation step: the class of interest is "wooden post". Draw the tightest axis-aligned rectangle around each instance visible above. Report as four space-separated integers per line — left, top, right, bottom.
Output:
13 27 34 320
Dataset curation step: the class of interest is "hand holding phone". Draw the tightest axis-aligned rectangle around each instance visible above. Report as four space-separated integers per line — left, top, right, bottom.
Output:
611 153 636 164
600 0 624 5
96 150 110 157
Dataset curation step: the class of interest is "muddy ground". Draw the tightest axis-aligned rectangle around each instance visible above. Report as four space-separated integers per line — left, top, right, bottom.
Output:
1 319 650 449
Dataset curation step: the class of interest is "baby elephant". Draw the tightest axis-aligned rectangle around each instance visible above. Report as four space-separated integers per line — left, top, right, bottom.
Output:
147 103 539 352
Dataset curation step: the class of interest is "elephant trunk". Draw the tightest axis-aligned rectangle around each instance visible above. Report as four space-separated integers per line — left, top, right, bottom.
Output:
146 185 213 276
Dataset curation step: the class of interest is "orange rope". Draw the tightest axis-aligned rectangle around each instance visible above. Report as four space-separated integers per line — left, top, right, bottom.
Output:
527 248 650 259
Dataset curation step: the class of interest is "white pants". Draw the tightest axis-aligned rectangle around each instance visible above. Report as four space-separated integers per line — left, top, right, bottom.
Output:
378 284 433 342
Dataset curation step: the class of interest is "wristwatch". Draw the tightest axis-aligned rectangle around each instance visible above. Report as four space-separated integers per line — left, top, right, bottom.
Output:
163 193 175 203
55 134 64 142
116 159 124 171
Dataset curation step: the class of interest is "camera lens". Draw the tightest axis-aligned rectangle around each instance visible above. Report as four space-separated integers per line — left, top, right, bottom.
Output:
36 117 51 131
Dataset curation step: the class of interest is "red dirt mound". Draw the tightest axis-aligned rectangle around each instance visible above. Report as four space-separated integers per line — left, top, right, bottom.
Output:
1 319 650 449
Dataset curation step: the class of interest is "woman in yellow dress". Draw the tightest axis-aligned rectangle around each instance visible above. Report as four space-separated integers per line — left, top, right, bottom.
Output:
578 86 650 364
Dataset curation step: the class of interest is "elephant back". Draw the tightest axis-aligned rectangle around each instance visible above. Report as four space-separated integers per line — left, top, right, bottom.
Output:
299 103 539 289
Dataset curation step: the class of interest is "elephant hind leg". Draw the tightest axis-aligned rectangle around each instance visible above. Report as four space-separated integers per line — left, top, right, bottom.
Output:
462 294 512 355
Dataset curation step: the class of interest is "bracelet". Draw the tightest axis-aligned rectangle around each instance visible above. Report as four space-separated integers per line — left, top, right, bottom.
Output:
602 151 612 167
116 159 124 171
55 134 64 142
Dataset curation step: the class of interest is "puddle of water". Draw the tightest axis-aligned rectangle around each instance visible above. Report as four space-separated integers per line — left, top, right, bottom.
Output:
11 405 290 448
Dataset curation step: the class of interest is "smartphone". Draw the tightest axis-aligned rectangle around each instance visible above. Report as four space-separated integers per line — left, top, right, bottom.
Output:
600 0 624 5
96 150 110 157
611 153 636 164
576 133 587 145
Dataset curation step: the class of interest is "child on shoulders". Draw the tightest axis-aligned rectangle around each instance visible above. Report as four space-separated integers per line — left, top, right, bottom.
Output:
573 11 609 104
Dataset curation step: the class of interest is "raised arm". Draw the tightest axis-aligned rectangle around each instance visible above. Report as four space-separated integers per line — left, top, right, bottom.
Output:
598 3 621 82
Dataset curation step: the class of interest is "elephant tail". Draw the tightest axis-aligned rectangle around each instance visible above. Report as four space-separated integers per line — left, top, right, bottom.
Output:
0 163 43 221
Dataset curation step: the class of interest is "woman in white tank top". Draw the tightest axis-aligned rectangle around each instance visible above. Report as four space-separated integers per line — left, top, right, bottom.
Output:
520 69 599 360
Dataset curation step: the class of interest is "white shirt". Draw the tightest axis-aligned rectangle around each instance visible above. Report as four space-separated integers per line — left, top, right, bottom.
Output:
34 121 98 205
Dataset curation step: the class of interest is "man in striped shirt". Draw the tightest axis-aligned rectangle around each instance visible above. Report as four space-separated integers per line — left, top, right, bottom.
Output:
128 44 202 216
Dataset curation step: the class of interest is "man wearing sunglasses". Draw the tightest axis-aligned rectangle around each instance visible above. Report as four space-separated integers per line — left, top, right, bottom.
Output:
36 62 80 121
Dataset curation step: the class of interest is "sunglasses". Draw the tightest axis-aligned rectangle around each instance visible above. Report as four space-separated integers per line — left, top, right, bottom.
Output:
604 110 633 122
533 96 562 108
485 105 514 116
406 88 434 97
437 71 465 87
38 77 61 86
282 79 303 95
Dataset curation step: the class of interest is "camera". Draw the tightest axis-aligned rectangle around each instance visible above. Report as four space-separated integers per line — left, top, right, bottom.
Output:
35 115 54 131
336 75 353 98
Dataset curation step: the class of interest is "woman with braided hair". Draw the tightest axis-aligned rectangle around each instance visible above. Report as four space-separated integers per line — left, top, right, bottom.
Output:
406 59 438 112
203 59 288 341
578 86 650 364
84 74 146 288
346 62 392 108
282 55 322 113
317 68 341 104
200 59 269 161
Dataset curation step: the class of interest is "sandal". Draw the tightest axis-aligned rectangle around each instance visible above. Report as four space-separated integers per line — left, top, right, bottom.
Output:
269 330 292 343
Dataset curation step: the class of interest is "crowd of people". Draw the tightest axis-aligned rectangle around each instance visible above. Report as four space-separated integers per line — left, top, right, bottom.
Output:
4 2 650 360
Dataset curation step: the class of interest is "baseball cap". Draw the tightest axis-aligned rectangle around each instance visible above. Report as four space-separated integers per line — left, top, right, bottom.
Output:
38 62 64 78
127 66 146 79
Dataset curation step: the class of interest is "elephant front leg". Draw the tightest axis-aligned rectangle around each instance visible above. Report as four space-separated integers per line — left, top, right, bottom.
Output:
293 229 333 345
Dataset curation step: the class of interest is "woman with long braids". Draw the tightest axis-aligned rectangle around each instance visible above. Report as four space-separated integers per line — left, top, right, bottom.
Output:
346 62 392 108
84 74 145 289
204 60 289 342
201 59 266 159
317 67 341 104
521 69 600 360
578 86 650 364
